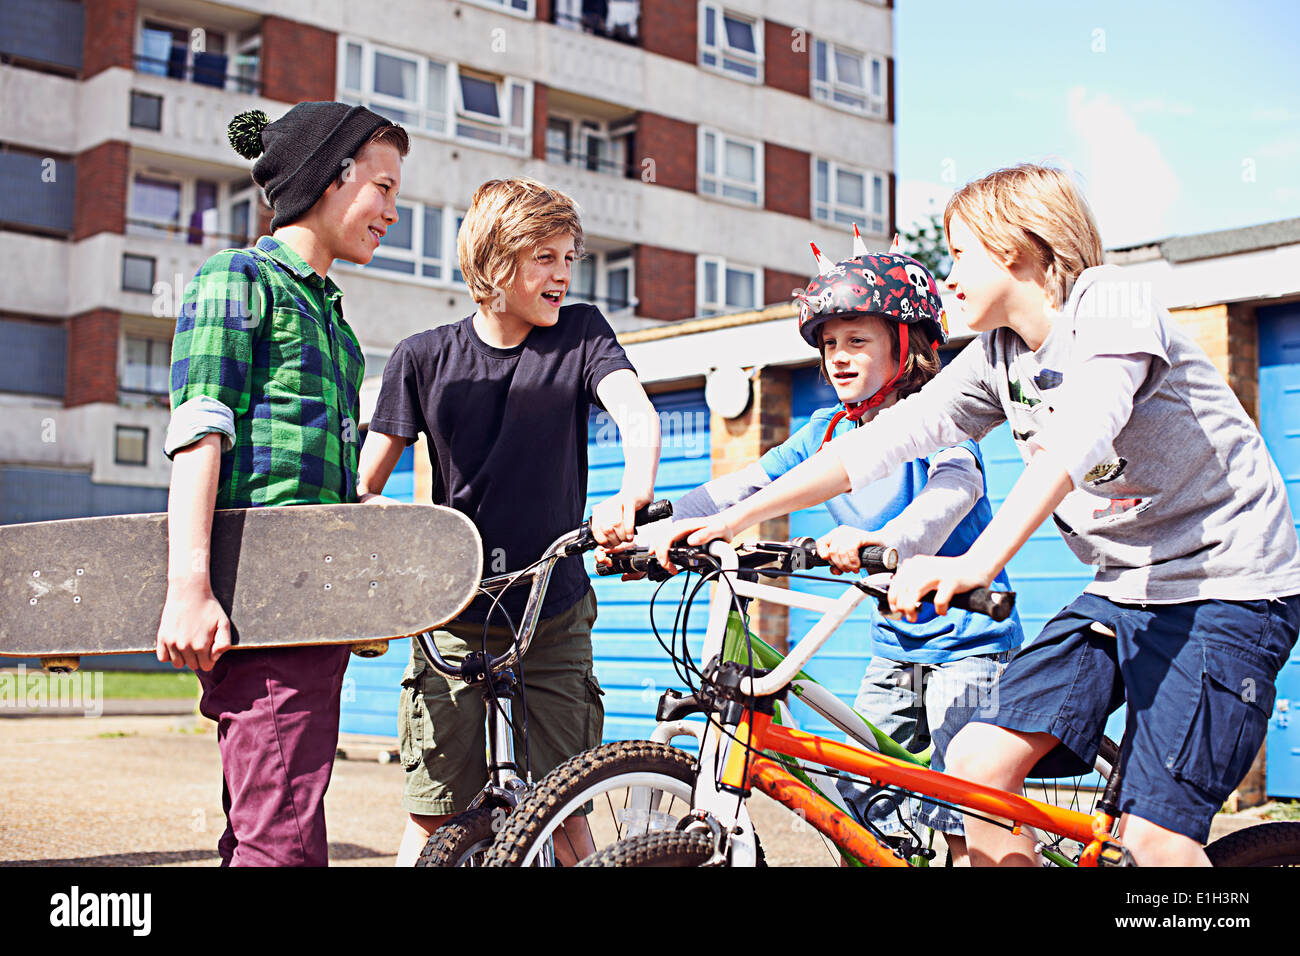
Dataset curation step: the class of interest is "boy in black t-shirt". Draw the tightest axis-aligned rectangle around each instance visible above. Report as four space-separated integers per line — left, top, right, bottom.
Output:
359 177 660 865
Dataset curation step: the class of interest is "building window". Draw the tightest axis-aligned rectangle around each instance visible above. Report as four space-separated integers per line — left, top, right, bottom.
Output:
121 336 172 400
356 202 466 285
699 129 762 206
814 159 887 234
129 91 163 130
552 0 640 43
340 38 530 153
122 254 156 293
699 4 762 82
812 40 885 117
698 257 761 316
115 426 149 466
570 249 635 315
464 0 533 15
546 115 635 177
135 19 258 93
128 175 182 238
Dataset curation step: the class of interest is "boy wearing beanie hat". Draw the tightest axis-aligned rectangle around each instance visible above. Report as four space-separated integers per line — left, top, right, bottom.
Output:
157 102 409 866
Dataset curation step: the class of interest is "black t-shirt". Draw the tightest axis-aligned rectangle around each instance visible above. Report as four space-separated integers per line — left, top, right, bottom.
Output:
369 304 635 624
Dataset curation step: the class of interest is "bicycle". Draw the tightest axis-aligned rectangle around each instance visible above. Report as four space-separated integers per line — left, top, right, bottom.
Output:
488 538 1300 867
488 540 1127 867
410 498 673 866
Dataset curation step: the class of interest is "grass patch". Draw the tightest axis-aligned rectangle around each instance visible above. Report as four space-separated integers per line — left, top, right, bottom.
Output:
98 670 199 699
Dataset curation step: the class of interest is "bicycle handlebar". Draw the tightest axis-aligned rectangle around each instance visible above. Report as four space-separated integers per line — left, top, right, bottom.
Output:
417 499 674 682
597 538 899 579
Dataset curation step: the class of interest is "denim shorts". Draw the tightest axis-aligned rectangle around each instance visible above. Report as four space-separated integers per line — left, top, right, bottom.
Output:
973 591 1300 843
836 650 1012 836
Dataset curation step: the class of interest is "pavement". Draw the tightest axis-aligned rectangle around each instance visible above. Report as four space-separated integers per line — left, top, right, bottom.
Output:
0 709 1278 867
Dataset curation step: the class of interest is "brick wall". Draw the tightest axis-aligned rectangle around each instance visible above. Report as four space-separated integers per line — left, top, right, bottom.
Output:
83 0 137 78
710 365 794 651
65 309 120 407
635 112 697 193
73 141 129 240
536 0 553 22
1172 303 1260 422
262 17 337 104
532 83 549 160
764 143 810 219
764 269 808 309
641 0 697 64
764 20 808 97
635 245 696 320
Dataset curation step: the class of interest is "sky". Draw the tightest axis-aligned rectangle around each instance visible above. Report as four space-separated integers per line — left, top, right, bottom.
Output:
893 0 1300 247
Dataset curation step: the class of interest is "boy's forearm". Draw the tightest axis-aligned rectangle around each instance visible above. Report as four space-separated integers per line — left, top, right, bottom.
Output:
965 450 1073 582
618 406 660 499
166 433 222 591
356 431 407 497
725 453 852 534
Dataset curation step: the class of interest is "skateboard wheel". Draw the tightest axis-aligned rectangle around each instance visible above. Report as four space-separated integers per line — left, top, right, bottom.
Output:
350 640 389 658
378 749 400 764
41 656 80 674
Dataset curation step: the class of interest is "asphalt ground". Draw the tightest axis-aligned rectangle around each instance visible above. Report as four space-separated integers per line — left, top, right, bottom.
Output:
0 709 1276 868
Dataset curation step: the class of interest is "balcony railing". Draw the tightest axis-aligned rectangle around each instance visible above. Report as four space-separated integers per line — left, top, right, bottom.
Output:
545 145 637 179
133 52 260 95
126 217 253 250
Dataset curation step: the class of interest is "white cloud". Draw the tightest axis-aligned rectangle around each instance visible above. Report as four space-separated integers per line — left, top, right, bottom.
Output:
896 178 955 233
1066 86 1181 246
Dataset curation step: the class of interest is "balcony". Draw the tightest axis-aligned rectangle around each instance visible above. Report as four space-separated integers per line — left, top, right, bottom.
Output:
551 1 640 45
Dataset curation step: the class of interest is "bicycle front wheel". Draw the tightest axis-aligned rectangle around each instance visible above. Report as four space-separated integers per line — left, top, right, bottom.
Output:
1206 822 1300 867
578 830 717 867
484 740 697 867
416 806 503 867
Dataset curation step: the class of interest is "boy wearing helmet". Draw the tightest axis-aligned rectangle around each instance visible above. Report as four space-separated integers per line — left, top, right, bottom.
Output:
661 231 1024 864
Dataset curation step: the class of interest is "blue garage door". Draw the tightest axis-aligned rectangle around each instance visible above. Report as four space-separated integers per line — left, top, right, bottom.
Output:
339 441 415 737
784 365 1102 744
1260 302 1300 798
586 389 712 744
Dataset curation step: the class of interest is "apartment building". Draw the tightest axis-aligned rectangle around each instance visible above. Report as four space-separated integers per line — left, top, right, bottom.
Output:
0 0 897 520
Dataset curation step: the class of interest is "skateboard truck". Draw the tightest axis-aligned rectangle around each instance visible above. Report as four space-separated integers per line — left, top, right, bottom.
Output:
41 656 81 674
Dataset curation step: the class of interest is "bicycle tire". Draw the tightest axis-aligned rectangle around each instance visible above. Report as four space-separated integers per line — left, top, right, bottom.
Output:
416 806 502 867
1205 821 1300 867
484 740 698 867
577 830 717 867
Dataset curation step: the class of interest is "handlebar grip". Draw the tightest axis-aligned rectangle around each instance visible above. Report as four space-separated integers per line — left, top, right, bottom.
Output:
634 499 673 525
858 545 898 574
942 588 1016 622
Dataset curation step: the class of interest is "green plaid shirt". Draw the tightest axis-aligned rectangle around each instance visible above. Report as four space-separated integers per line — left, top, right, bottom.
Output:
167 236 365 508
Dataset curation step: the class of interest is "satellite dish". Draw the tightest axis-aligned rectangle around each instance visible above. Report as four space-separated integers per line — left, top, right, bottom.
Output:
705 366 752 420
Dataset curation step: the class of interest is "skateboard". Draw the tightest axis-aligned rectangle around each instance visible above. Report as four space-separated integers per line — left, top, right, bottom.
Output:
0 503 483 673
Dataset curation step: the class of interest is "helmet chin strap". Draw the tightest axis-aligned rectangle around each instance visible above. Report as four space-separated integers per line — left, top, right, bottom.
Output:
817 325 909 452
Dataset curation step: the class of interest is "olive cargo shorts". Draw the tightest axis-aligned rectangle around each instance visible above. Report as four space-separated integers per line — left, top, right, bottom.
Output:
398 589 603 815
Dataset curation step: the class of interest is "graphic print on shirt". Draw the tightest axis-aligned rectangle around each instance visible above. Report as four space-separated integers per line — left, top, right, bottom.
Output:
1005 355 1145 529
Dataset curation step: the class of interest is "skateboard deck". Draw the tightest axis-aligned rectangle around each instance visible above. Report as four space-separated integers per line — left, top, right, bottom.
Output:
0 503 482 672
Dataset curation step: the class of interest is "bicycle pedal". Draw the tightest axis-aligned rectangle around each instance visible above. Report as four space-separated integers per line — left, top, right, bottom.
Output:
1096 840 1135 867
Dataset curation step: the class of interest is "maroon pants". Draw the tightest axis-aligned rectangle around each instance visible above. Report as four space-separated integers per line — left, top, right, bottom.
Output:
196 645 351 866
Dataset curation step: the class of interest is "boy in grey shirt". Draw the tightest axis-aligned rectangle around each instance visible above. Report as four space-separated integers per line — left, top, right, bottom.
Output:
658 164 1300 866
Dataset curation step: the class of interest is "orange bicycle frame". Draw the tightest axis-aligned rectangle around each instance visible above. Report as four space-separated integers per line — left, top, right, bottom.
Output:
719 710 1117 866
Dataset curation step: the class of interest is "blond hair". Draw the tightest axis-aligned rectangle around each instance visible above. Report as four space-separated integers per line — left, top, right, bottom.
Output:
457 178 585 303
944 164 1104 309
